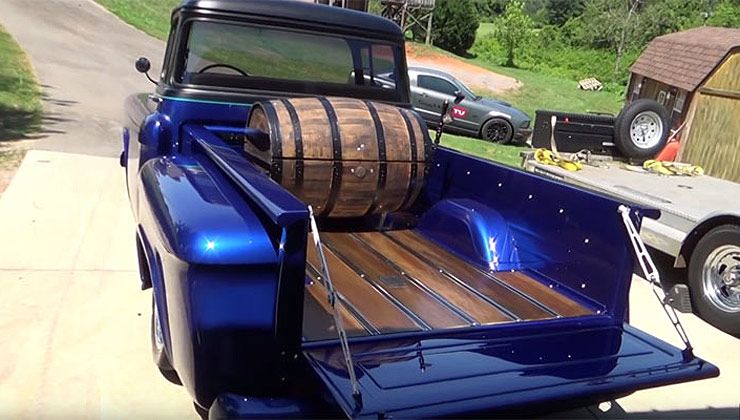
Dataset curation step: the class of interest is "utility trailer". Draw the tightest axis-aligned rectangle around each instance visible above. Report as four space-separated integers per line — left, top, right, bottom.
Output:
121 1 720 417
523 156 740 337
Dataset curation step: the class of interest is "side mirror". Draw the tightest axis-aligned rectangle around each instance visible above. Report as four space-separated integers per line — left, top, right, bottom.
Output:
135 57 156 85
135 57 151 73
453 90 466 104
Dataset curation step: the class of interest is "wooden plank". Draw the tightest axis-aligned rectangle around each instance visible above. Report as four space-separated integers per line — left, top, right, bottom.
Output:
355 232 512 325
306 243 421 333
386 230 553 321
323 233 470 330
494 271 593 317
303 284 370 341
304 275 369 338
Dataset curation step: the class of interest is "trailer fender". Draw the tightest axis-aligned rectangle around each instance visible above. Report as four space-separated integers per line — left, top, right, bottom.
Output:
676 214 740 268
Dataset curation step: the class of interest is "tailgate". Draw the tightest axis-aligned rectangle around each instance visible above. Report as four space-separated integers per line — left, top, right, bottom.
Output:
303 325 718 418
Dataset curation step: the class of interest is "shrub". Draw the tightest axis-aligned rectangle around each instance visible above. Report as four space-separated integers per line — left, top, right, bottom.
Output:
431 0 480 55
493 0 535 67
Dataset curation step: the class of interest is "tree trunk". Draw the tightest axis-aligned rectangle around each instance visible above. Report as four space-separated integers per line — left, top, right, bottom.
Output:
614 0 640 77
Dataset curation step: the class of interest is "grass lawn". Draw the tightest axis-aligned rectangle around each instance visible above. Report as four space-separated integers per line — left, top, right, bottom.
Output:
0 23 42 145
409 43 624 117
477 22 496 37
95 0 178 40
438 131 526 167
471 61 624 117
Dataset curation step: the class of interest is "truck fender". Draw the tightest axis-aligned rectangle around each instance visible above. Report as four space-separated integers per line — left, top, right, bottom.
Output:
137 155 277 266
417 198 520 270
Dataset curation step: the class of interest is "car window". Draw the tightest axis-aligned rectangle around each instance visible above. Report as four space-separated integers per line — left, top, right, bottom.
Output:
418 75 457 96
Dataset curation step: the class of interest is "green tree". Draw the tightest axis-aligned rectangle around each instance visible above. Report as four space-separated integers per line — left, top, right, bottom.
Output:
707 0 740 27
546 0 585 26
473 0 510 20
431 0 480 55
494 0 535 66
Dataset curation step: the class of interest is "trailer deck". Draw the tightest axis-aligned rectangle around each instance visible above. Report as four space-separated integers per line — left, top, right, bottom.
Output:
522 157 740 257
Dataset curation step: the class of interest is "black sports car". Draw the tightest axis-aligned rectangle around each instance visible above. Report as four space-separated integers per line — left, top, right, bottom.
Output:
408 66 532 144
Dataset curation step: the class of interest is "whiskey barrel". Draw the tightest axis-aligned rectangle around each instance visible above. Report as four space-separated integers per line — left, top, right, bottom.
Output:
245 97 432 218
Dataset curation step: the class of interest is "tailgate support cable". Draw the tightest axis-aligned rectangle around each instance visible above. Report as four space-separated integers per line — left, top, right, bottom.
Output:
308 206 363 407
619 205 694 361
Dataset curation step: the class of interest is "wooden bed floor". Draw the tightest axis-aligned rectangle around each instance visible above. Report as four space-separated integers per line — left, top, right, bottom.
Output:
303 230 593 341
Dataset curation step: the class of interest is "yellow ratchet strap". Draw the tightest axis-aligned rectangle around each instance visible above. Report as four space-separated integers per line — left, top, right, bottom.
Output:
534 148 583 171
643 160 704 176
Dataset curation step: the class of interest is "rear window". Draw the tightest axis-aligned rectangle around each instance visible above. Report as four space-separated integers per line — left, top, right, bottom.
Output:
177 20 408 102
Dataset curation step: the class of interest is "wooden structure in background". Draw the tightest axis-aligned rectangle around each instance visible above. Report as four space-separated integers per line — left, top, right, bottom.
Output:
628 27 740 182
381 0 436 45
313 0 369 12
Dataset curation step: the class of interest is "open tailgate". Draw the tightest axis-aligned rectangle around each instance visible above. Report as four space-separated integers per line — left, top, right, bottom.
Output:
303 325 718 418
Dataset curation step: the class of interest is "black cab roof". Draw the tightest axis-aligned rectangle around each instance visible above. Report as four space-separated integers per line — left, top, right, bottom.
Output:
177 0 402 38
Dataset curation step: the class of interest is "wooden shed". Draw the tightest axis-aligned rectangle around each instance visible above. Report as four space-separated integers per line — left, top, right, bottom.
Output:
628 27 740 183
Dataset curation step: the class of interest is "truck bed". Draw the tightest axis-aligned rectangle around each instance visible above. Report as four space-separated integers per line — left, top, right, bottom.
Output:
303 230 593 341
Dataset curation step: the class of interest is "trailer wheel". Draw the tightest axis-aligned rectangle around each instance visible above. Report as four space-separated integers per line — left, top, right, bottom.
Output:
614 99 669 159
688 224 740 337
151 294 182 384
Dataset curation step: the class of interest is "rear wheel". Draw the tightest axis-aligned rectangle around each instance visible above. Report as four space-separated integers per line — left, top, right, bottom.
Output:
151 294 181 384
481 117 514 144
688 225 740 337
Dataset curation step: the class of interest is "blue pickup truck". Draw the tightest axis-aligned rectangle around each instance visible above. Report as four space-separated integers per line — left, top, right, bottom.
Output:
121 1 718 418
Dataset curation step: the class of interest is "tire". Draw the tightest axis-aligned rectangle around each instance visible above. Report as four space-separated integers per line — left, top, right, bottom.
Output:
151 294 182 384
688 224 740 337
614 99 670 159
481 117 514 144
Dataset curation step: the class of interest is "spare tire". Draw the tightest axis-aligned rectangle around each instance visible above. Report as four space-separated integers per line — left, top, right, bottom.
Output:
614 99 670 159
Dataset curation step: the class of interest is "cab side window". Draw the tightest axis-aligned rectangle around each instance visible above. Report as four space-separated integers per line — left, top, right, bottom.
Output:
418 75 457 96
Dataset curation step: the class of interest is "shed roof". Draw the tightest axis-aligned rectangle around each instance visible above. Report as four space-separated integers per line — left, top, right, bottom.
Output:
631 26 740 92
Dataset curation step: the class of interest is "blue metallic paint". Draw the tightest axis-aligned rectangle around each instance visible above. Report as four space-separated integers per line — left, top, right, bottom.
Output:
137 156 277 265
209 393 328 419
125 94 717 417
125 96 307 407
420 147 659 320
304 324 718 418
417 198 521 271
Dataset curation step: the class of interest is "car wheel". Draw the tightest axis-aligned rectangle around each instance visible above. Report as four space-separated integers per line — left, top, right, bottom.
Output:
688 224 740 337
151 293 182 384
481 118 514 144
614 99 669 159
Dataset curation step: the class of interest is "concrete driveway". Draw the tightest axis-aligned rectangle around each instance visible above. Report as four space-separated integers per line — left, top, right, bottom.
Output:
0 0 195 418
0 1 737 419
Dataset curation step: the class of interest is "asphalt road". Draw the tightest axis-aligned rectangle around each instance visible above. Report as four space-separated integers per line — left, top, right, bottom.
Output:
0 1 737 419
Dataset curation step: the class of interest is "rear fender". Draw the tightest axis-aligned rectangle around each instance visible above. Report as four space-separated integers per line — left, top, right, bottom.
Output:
135 153 307 407
417 198 520 271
